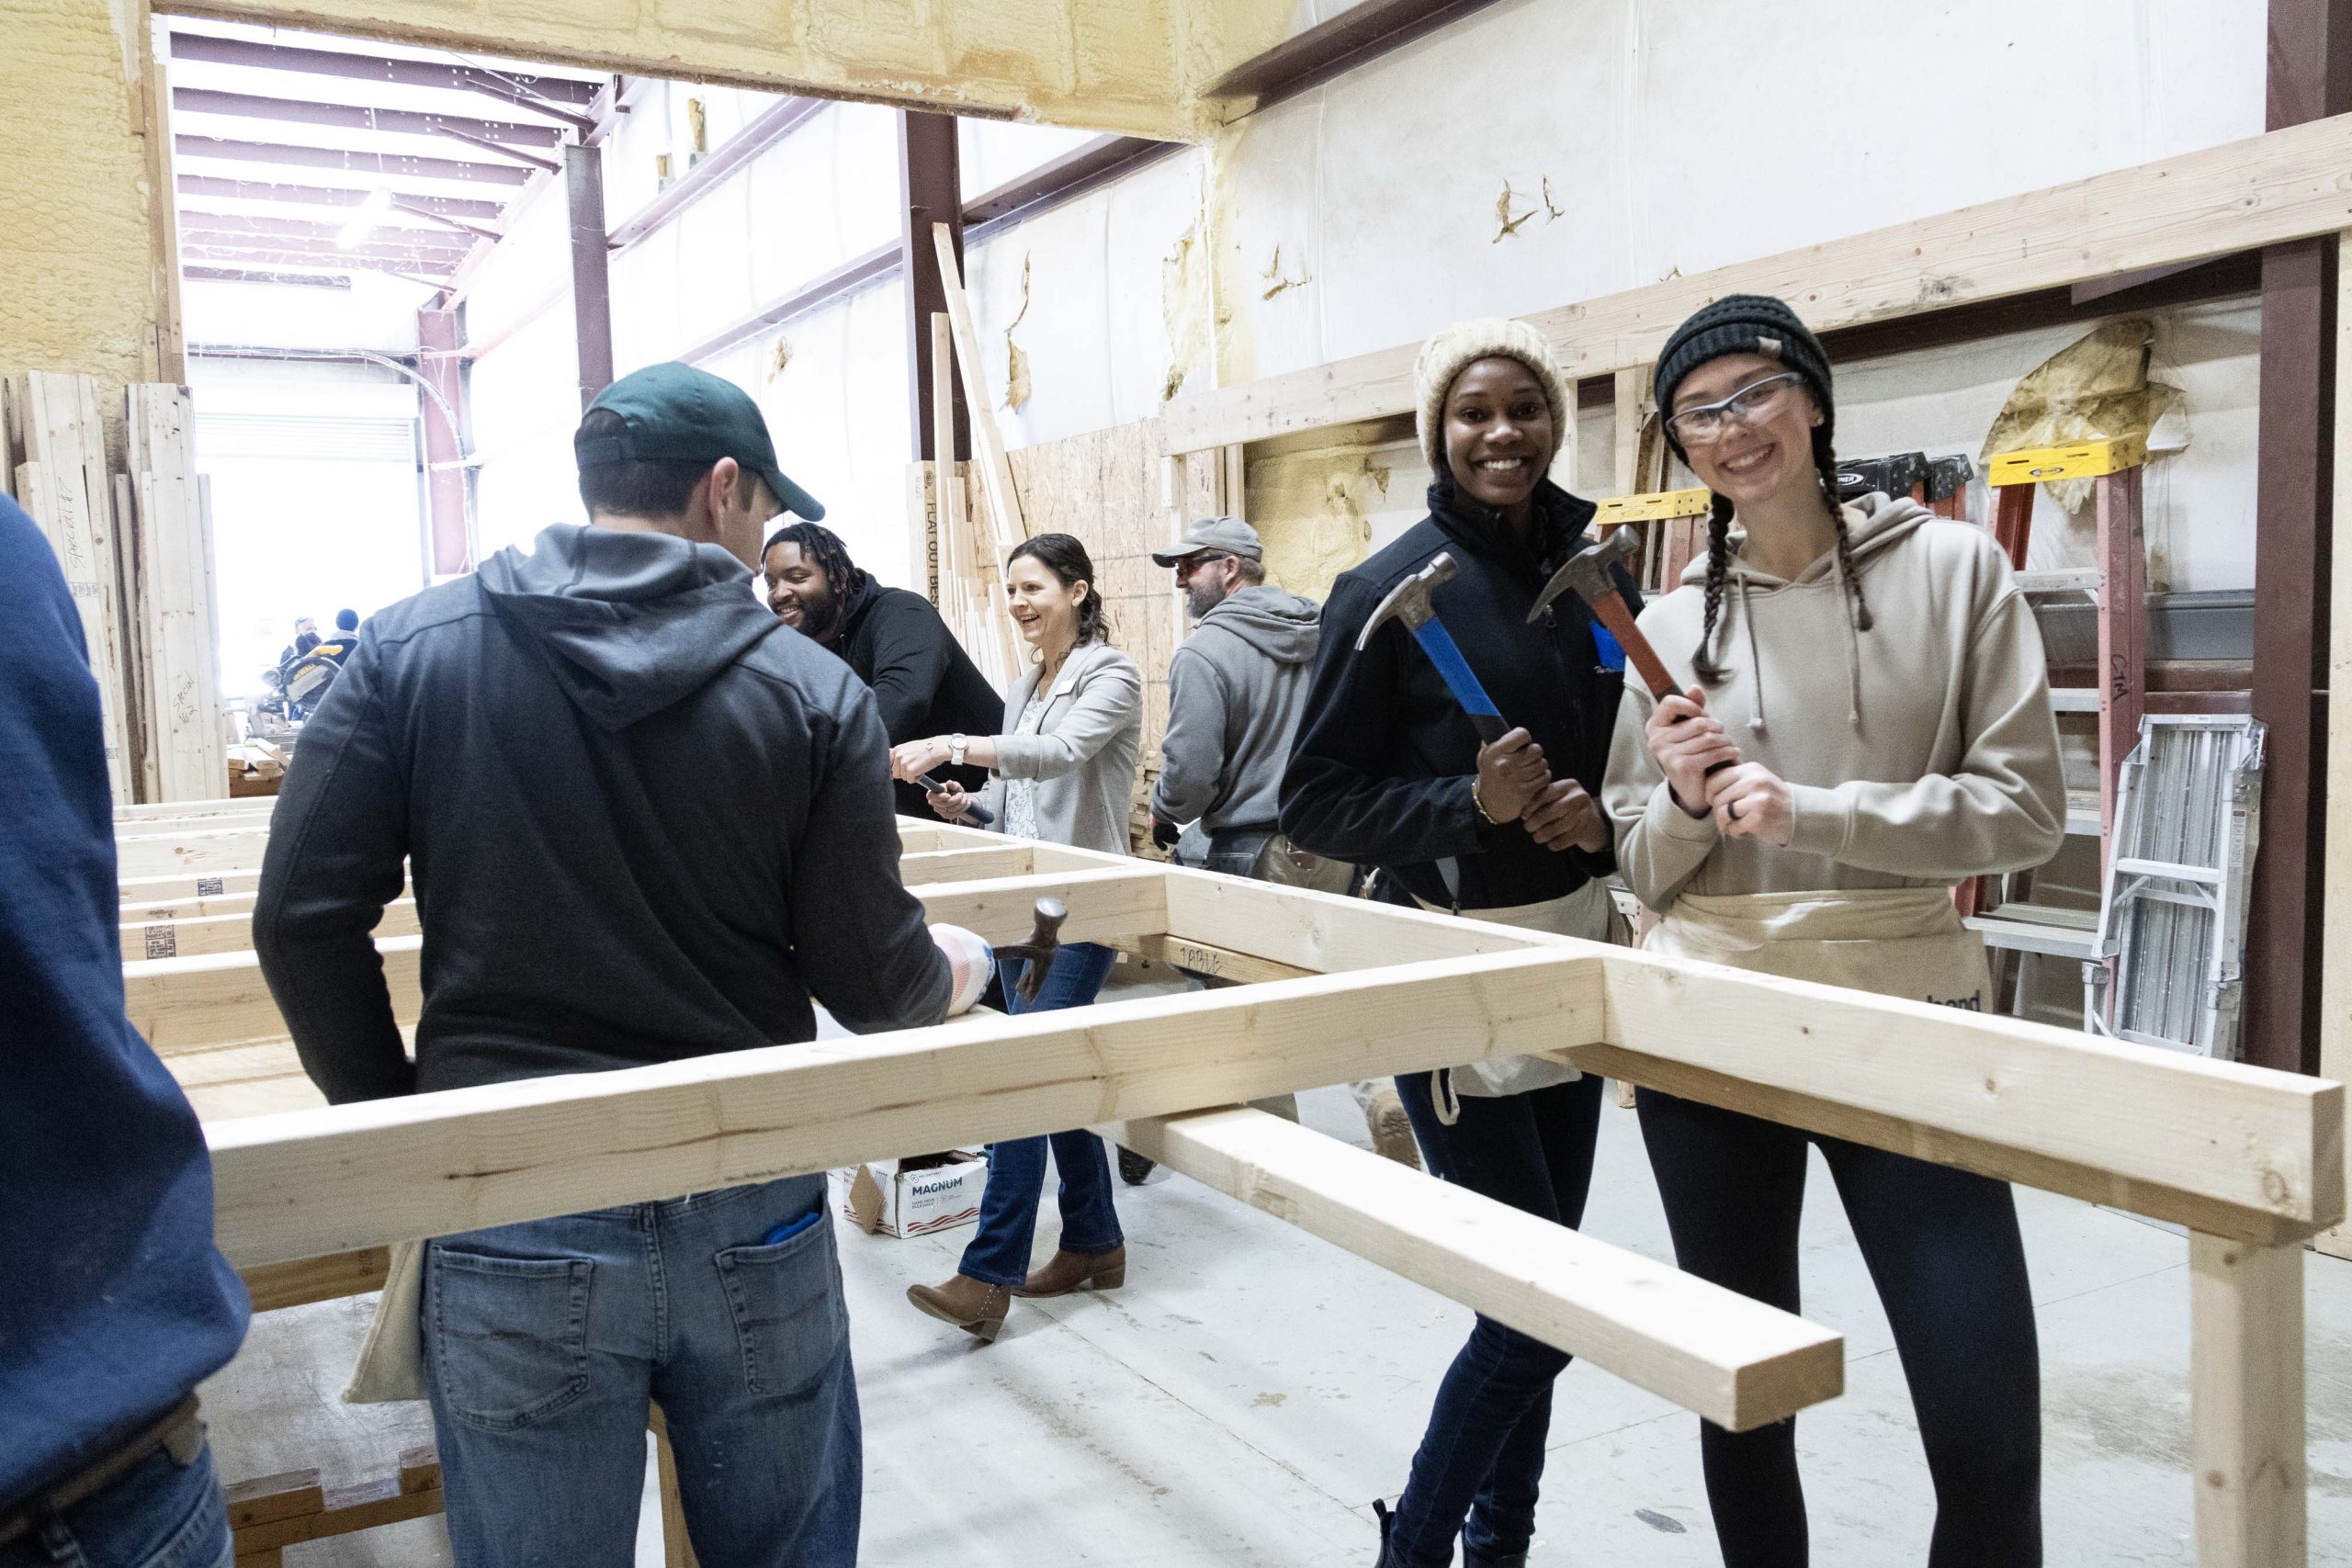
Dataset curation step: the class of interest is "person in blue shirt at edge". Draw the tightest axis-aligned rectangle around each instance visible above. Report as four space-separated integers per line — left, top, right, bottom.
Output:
1280 317 1639 1568
1 491 251 1568
251 362 992 1568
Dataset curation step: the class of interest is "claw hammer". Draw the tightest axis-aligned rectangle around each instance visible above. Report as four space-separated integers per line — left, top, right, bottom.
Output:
1355 552 1510 744
1530 528 1729 777
992 897 1069 1006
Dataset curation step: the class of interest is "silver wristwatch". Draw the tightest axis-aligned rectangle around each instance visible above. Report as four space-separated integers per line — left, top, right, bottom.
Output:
949 734 967 767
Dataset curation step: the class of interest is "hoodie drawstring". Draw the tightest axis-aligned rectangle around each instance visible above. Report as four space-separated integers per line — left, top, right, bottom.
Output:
1736 575 1767 735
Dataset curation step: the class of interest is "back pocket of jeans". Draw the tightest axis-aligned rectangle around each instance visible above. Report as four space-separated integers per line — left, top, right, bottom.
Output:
714 1221 845 1399
426 1248 592 1432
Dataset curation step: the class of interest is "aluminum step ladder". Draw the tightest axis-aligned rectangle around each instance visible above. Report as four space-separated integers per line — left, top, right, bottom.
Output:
2085 715 2265 1058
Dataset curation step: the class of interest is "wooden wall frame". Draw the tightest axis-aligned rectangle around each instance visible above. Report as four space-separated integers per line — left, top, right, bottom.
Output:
123 806 2342 1566
1159 110 2352 456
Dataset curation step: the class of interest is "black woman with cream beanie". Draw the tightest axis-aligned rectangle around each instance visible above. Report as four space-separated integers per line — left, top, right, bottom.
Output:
1282 318 1640 1568
1600 294 2064 1565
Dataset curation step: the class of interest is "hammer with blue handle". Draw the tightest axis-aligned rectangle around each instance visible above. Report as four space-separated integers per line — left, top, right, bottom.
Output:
1354 552 1509 744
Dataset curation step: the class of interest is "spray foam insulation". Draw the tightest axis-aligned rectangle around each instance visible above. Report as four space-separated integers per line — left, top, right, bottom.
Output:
1161 224 1215 400
172 0 1213 138
0 0 160 388
1249 444 1403 606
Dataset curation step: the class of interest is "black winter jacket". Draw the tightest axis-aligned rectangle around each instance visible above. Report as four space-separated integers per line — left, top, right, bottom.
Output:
254 525 951 1103
830 585 1002 818
1280 475 1638 911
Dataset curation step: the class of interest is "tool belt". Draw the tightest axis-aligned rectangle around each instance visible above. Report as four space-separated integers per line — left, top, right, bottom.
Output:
0 1395 205 1548
1645 887 1991 1010
1408 879 1621 1121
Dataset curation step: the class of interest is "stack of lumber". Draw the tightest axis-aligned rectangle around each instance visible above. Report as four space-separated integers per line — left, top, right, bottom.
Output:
920 446 1017 689
126 385 227 803
3 373 225 805
8 372 136 805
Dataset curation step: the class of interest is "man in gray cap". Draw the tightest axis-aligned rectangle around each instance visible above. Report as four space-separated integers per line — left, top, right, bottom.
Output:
1144 516 1418 1168
1149 516 1341 886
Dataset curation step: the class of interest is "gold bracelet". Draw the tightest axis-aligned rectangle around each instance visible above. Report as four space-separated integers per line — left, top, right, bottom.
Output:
1473 776 1502 825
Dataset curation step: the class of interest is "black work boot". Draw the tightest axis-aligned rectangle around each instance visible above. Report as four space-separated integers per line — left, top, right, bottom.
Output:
1117 1147 1155 1185
1464 1548 1529 1568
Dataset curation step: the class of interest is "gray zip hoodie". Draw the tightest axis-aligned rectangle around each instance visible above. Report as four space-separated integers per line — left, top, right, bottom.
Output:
1602 494 2065 910
1153 584 1322 836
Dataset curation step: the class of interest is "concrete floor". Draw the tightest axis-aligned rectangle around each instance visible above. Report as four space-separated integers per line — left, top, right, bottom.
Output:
204 1085 2352 1566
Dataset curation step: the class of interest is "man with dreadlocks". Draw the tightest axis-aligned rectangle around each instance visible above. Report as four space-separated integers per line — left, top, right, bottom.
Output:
763 520 1001 817
1601 294 2065 1565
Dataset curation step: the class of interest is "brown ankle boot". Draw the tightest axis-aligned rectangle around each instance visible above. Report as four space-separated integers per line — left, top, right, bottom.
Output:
1015 1244 1125 1298
906 1275 1012 1341
1366 1085 1421 1169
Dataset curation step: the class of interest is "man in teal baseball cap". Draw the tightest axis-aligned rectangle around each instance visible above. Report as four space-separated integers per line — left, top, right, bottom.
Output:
572 360 825 568
254 356 968 1566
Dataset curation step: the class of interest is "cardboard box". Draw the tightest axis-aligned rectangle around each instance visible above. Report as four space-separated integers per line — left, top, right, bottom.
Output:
841 1153 988 1238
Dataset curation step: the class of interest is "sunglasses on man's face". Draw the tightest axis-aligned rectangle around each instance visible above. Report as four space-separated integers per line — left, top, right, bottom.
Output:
1665 371 1807 446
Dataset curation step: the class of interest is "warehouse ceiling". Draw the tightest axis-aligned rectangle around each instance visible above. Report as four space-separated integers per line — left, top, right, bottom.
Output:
165 20 610 299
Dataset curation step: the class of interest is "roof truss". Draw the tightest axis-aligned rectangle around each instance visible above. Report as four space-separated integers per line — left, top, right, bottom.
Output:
173 87 563 147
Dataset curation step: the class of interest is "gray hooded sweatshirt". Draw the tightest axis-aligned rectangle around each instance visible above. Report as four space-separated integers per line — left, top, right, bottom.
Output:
255 523 951 1104
1601 494 2066 911
1153 584 1323 837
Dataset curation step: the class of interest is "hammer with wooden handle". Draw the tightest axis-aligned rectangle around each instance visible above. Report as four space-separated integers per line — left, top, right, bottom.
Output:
1530 528 1732 780
1526 527 1679 698
1355 552 1510 744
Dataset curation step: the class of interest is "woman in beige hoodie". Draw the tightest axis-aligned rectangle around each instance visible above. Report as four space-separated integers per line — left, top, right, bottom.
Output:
1601 296 2064 1567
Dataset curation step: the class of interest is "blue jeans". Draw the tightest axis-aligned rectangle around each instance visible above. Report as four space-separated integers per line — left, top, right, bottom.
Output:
0 1441 232 1568
956 943 1121 1288
1387 1071 1603 1568
422 1174 857 1568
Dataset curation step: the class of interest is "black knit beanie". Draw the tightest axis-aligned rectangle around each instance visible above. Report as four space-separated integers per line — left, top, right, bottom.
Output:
1652 294 1835 461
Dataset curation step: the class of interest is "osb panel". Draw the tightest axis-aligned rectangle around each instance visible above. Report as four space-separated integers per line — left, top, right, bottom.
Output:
173 0 1199 138
0 0 160 389
1007 418 1178 766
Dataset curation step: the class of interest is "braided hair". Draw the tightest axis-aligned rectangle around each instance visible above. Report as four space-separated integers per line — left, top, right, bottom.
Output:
761 519 871 602
1815 426 1874 635
1691 492 1737 683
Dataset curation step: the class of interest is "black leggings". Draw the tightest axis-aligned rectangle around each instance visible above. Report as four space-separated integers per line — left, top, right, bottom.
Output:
1637 1089 2041 1568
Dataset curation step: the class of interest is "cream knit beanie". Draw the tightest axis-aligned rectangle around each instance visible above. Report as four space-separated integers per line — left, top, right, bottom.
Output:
1413 317 1572 476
